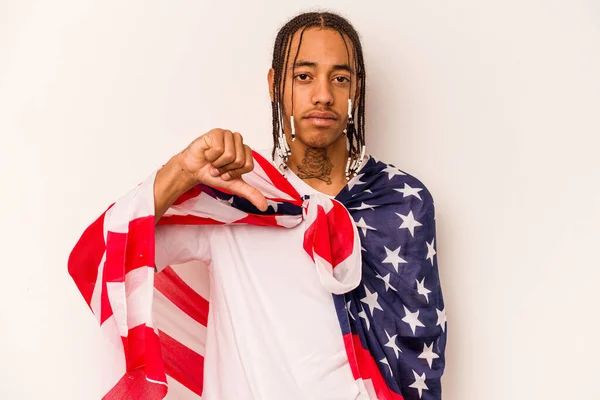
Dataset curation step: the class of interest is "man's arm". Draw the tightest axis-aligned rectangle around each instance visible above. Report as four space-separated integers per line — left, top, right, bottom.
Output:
153 153 197 223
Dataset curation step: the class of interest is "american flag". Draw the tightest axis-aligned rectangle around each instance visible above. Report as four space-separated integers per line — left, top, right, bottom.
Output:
68 150 446 399
333 157 447 399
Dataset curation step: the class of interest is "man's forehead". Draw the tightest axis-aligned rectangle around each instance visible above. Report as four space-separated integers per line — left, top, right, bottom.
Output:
286 27 355 68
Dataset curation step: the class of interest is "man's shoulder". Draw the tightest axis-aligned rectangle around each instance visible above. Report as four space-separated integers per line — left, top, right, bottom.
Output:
255 147 275 163
363 155 436 206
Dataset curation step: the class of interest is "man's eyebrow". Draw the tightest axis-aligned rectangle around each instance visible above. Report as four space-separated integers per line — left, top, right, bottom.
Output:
292 60 353 73
293 61 317 68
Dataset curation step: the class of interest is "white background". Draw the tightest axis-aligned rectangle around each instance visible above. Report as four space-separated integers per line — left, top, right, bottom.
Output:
1 1 599 399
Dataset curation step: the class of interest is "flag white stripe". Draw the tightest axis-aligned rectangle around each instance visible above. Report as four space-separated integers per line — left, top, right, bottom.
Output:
164 374 202 399
153 290 207 356
169 260 211 302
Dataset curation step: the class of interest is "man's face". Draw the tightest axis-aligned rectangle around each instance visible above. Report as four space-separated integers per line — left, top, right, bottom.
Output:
272 28 357 150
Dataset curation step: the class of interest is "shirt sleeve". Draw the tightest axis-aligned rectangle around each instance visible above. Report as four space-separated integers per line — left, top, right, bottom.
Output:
154 224 213 272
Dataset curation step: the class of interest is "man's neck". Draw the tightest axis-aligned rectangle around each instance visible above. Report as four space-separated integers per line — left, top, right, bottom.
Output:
287 139 349 197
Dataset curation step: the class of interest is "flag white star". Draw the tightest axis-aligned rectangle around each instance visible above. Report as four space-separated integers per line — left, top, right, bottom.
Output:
354 189 373 197
402 306 425 335
219 196 235 205
396 210 422 237
418 342 440 369
382 246 407 272
436 308 447 332
267 199 279 213
349 202 377 211
416 277 431 303
347 173 366 191
379 357 393 376
409 370 429 398
360 285 384 316
358 309 370 331
384 330 402 358
346 300 356 321
376 273 397 292
355 217 376 237
383 166 405 180
395 183 423 200
426 238 436 265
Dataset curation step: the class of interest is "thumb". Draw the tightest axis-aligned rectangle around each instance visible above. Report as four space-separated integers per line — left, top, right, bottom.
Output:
225 178 268 212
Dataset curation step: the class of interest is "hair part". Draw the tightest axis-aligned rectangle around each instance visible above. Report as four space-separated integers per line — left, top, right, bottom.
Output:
270 11 366 164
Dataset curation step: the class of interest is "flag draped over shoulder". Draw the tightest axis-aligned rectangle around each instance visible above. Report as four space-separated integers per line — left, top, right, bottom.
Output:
68 150 446 400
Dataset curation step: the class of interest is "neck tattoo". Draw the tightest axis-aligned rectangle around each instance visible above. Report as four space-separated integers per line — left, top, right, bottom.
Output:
296 148 333 185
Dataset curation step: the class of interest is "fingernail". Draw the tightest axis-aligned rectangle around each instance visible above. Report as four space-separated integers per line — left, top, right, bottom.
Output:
210 168 219 177
222 173 231 180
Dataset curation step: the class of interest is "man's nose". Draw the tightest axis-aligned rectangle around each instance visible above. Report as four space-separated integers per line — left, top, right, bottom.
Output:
311 77 334 105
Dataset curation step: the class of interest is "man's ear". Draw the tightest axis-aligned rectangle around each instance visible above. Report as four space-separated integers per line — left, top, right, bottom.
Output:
267 68 275 102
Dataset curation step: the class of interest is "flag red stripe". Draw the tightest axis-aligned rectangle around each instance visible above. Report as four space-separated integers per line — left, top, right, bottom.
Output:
235 213 280 227
124 215 155 275
102 368 167 400
68 207 111 307
343 332 361 379
154 266 209 326
252 150 302 204
326 203 355 267
157 214 227 225
121 325 167 382
159 329 205 396
347 333 405 400
172 185 202 206
303 205 325 262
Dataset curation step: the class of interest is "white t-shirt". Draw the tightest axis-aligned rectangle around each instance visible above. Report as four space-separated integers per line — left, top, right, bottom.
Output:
155 153 365 400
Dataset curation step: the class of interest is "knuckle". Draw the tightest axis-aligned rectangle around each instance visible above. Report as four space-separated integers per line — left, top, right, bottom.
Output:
234 153 245 167
223 151 235 163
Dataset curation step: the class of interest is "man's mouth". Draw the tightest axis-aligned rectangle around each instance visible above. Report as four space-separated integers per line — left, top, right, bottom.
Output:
304 111 338 126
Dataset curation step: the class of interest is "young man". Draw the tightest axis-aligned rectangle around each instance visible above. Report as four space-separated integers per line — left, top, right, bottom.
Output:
69 11 446 400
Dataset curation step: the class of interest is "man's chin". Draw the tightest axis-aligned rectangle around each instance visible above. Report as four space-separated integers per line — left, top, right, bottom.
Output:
296 129 344 149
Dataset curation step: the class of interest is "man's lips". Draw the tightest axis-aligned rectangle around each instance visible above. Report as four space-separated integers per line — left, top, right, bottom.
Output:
304 111 338 120
304 111 338 126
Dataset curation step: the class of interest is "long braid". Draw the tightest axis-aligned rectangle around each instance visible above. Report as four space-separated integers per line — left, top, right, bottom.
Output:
289 25 309 137
337 30 357 156
270 12 367 173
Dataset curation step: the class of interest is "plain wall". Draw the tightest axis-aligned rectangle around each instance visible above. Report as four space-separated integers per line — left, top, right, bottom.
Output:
1 0 599 399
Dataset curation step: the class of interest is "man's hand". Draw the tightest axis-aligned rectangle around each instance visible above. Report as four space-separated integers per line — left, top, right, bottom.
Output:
177 128 268 212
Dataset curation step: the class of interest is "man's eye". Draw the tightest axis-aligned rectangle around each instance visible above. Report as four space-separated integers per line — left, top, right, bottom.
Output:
335 76 350 83
296 74 310 81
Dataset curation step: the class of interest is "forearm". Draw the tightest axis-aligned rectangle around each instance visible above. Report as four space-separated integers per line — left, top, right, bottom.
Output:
154 153 198 223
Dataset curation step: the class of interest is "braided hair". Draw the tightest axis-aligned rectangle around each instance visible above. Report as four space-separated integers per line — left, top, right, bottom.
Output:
270 12 366 166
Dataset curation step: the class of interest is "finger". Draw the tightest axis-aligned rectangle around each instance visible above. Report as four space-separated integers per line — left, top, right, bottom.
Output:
203 129 225 164
227 178 268 212
219 132 246 175
222 145 254 181
211 130 236 169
